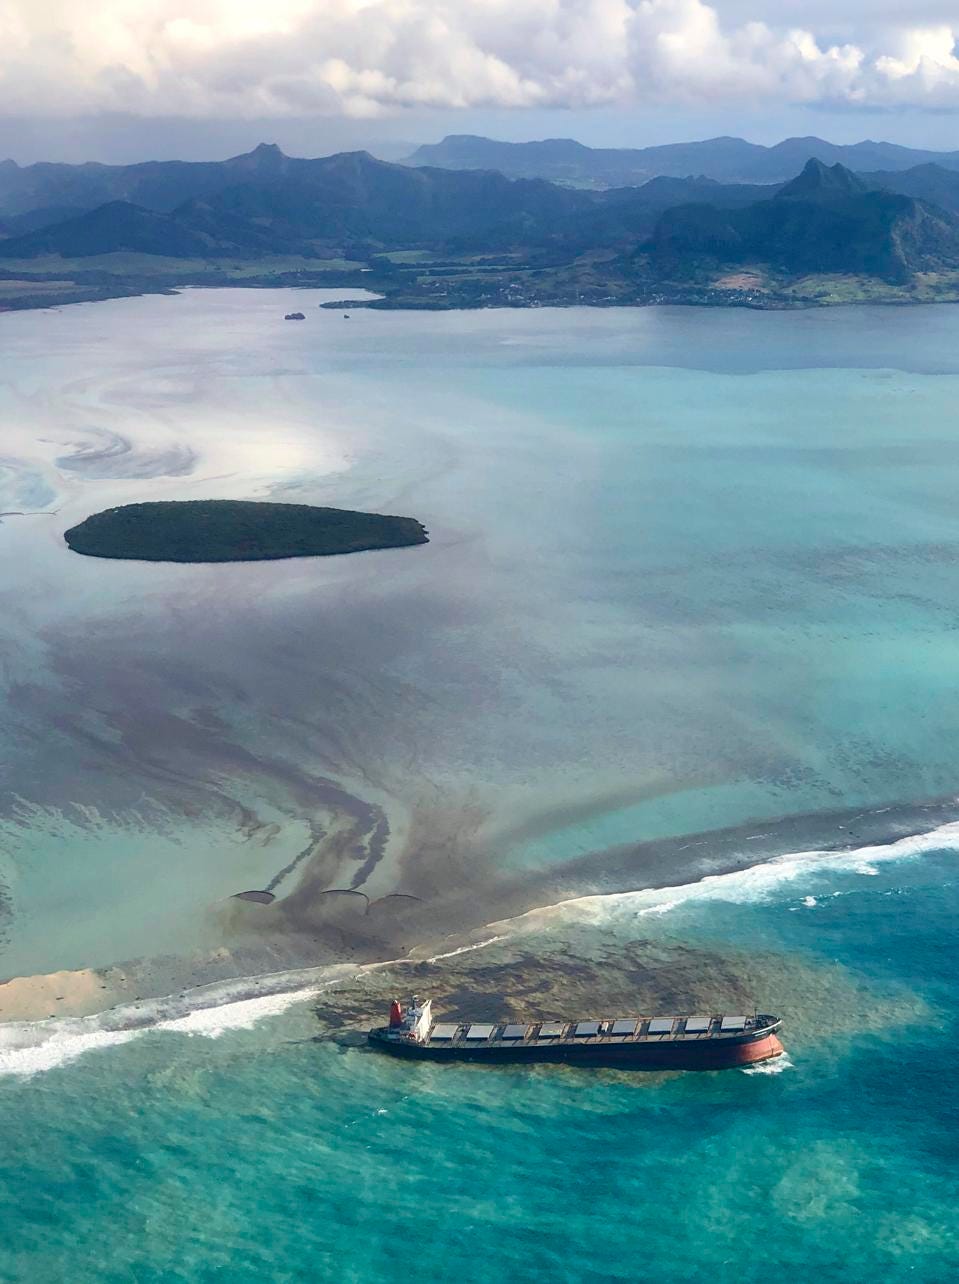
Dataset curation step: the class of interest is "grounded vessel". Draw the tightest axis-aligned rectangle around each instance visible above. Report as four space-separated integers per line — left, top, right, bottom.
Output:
369 998 784 1071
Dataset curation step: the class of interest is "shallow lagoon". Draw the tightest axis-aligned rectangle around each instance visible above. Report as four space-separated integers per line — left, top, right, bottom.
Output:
4 292 959 979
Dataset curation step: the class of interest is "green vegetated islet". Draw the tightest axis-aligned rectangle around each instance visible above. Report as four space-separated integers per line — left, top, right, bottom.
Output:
64 500 429 563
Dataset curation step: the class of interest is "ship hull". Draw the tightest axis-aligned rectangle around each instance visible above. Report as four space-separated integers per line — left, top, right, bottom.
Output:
368 1029 784 1071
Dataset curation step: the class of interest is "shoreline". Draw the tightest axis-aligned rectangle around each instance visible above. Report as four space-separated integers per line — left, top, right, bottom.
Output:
3 272 959 320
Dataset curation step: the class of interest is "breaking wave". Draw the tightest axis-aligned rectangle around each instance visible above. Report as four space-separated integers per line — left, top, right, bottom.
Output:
0 1026 143 1078
491 817 959 935
155 988 320 1038
0 965 360 1079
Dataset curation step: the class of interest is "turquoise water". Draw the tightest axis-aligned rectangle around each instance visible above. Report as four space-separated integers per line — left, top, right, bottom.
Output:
5 295 959 972
4 294 959 1278
2 848 957 1283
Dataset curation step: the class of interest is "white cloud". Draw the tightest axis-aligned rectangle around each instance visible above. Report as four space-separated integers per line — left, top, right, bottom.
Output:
2 0 959 118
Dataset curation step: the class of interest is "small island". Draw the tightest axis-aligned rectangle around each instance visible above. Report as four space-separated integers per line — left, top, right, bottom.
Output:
64 499 429 563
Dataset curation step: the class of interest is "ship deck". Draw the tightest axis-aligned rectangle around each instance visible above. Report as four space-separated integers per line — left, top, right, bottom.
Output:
381 1013 780 1051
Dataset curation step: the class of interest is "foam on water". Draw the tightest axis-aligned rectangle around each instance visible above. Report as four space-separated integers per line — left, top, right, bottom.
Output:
154 988 320 1038
490 817 959 938
0 964 358 1079
0 1025 142 1078
742 1052 795 1076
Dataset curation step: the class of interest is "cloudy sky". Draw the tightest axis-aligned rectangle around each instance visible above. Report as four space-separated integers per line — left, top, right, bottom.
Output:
4 0 959 161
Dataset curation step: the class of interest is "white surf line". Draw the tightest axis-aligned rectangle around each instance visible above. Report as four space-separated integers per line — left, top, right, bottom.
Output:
422 936 506 964
0 931 513 1078
155 987 322 1038
0 936 494 1079
0 928 482 1079
0 962 362 1079
0 1025 144 1078
476 817 959 937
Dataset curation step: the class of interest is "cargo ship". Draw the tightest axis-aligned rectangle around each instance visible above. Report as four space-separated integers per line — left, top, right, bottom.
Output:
369 997 784 1071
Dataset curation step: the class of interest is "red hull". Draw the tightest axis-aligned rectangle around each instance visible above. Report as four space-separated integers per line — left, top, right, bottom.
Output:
368 1029 785 1071
730 1033 784 1066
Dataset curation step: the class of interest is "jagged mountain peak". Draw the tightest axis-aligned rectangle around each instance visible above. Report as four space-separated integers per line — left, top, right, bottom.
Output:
777 158 868 199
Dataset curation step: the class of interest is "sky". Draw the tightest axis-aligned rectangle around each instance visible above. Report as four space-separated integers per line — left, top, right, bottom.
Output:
3 0 959 162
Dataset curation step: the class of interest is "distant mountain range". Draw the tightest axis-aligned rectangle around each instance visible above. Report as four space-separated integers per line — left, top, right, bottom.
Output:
0 142 297 218
0 149 595 259
406 135 959 187
4 142 959 312
4 145 959 281
6 134 959 233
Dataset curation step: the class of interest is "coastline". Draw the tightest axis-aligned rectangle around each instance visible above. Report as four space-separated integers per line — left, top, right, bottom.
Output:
3 268 959 319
